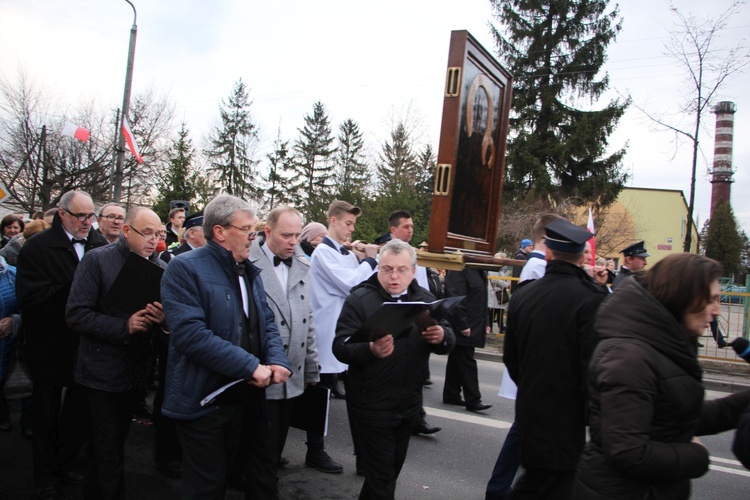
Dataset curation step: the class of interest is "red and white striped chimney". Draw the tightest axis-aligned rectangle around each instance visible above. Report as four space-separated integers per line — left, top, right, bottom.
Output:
710 101 736 217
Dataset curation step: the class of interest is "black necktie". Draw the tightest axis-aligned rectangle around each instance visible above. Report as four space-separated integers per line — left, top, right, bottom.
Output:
236 263 246 277
72 238 87 245
273 256 292 267
340 247 349 256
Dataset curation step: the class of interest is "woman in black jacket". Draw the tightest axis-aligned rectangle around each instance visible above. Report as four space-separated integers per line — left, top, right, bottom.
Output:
574 253 750 500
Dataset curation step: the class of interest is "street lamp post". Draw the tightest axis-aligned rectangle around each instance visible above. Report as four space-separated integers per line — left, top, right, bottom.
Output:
113 0 138 204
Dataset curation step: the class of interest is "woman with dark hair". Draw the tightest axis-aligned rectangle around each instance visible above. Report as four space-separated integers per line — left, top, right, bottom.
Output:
574 253 750 499
1 215 25 249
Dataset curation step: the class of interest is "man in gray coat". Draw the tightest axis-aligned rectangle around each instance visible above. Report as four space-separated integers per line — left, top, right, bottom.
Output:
243 207 339 494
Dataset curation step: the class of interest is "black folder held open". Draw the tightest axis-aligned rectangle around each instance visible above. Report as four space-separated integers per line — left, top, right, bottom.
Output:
345 295 464 343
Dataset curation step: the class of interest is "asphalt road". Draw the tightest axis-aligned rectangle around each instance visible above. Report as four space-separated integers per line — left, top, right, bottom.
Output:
2 355 749 499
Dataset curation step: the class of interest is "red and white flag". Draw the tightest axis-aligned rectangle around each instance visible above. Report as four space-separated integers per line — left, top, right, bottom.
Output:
122 117 143 164
586 207 596 267
60 121 90 142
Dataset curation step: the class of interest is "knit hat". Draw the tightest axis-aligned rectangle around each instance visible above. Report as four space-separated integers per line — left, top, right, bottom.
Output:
300 222 327 244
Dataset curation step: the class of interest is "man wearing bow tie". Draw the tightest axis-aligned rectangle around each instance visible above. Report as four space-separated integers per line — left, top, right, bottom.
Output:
16 190 108 499
333 239 455 499
243 206 337 494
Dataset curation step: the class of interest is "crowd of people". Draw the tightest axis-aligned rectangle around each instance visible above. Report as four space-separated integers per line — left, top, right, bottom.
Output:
1 194 750 500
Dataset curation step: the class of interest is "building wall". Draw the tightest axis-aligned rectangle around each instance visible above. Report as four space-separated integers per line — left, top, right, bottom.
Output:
578 187 700 268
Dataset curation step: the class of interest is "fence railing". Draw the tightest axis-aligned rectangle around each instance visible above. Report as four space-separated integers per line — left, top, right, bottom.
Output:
488 275 750 362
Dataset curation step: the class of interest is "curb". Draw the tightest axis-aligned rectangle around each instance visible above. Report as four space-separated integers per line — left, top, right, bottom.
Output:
476 348 750 394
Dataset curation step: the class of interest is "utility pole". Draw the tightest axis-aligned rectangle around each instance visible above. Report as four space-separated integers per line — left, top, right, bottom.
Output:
113 0 138 203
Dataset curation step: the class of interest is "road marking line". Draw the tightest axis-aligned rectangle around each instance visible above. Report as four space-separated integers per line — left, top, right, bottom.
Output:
421 411 750 478
709 464 750 477
424 407 512 429
711 456 744 466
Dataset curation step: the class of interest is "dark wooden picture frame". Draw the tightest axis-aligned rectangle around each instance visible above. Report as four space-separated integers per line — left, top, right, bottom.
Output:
428 30 513 257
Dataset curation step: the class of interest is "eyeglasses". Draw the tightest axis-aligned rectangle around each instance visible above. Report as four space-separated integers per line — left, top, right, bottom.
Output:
100 214 125 222
227 224 259 240
129 226 158 242
62 207 96 222
156 231 167 239
379 265 414 276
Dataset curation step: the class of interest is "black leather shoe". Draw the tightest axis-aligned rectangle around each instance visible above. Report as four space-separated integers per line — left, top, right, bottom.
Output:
35 486 57 500
305 449 343 474
330 384 346 400
467 402 493 413
156 460 182 479
412 422 442 436
423 379 433 386
443 397 466 406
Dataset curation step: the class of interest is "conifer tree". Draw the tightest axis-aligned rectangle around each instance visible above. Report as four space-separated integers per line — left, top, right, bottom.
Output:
490 0 629 206
705 199 743 278
264 131 293 212
290 101 336 222
333 118 369 206
154 122 199 219
205 79 261 202
376 122 418 196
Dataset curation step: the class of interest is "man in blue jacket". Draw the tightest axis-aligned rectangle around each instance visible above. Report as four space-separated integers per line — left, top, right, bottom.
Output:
161 194 291 500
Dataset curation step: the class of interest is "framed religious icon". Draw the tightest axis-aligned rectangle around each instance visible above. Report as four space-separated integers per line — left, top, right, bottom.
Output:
428 30 513 257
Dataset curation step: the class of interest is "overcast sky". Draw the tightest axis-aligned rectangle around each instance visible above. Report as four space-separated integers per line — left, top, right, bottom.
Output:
1 0 748 232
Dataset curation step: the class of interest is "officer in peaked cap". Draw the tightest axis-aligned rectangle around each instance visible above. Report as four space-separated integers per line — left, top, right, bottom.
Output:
543 218 593 253
159 211 205 264
611 240 649 290
500 217 608 498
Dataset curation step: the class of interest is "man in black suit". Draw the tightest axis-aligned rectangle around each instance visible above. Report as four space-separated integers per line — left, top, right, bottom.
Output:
16 190 108 499
442 267 493 413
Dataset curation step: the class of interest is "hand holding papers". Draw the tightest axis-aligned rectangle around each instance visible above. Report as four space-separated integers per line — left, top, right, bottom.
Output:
200 379 261 407
345 295 464 343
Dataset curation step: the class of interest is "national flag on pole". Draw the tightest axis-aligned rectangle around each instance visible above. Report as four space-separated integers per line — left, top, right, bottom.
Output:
122 117 143 164
60 121 90 142
586 208 596 267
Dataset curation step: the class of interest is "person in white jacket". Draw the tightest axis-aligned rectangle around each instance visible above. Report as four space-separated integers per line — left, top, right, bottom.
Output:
309 199 379 474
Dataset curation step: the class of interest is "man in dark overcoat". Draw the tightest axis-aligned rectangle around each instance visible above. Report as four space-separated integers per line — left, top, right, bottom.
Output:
442 267 493 412
503 218 608 499
16 190 108 499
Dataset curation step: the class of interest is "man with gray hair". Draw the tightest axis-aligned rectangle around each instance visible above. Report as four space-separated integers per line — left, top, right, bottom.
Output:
161 194 291 499
96 202 126 244
333 239 455 499
16 190 108 499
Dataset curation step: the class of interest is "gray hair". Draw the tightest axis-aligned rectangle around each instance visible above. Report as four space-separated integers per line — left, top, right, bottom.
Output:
380 239 417 266
58 190 92 210
98 202 124 217
204 194 255 240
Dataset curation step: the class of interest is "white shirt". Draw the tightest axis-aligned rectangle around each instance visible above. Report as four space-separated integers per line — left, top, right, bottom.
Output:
261 243 289 295
309 237 377 373
519 251 547 283
63 228 86 261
